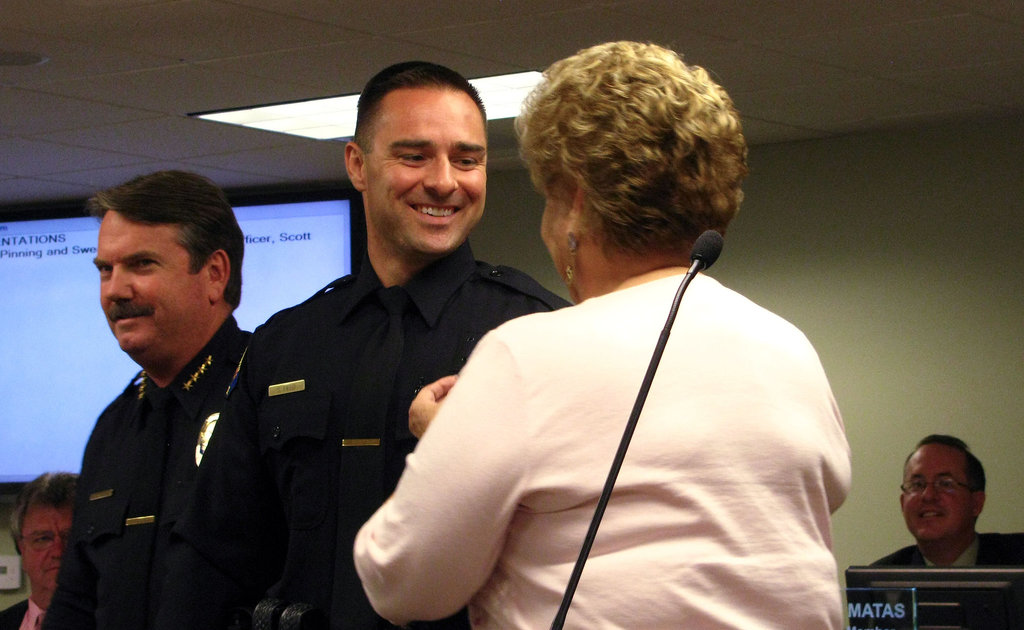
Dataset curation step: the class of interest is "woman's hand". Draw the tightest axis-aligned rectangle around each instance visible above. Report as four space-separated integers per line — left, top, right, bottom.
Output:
408 374 459 438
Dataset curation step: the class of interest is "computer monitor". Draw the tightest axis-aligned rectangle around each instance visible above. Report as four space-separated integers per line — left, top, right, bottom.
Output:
846 566 1024 630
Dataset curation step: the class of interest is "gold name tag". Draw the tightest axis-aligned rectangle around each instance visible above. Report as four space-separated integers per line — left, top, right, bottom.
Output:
268 379 305 397
341 438 381 447
89 489 114 501
125 515 156 526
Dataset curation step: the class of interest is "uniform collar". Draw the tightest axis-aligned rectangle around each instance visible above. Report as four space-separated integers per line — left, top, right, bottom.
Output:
340 241 477 328
137 316 243 421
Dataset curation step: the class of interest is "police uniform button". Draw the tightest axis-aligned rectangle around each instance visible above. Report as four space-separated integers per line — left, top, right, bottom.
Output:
86 525 95 536
272 425 282 439
489 269 502 277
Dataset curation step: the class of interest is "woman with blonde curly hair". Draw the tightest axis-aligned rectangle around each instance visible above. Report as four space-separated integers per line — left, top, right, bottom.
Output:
355 41 851 629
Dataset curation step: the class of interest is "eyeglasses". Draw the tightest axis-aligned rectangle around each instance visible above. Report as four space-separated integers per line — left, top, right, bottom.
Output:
900 476 974 496
19 529 71 552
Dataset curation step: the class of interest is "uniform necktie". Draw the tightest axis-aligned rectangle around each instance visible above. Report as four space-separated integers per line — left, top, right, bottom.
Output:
333 286 408 626
118 384 174 627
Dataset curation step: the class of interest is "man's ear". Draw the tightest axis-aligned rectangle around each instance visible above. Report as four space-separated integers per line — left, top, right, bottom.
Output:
345 142 368 192
971 490 986 519
204 249 230 304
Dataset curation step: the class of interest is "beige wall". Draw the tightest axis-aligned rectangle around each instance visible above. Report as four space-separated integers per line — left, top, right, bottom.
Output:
0 502 27 608
2 114 1021 609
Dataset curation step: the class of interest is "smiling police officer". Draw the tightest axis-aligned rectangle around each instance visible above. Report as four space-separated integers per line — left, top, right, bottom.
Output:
155 62 567 630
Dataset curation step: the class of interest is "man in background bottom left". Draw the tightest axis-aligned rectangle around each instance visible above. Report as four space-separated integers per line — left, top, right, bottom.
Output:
1 473 77 630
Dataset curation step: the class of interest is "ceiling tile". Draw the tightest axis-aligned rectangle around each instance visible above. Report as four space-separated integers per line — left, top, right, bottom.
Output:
226 0 592 36
194 38 508 98
737 76 1007 137
604 0 961 42
5 0 363 63
0 86 161 136
0 26 175 87
761 13 1024 77
183 140 348 182
395 6 727 70
40 160 293 193
32 115 303 160
35 64 318 116
0 176 92 206
0 136 152 177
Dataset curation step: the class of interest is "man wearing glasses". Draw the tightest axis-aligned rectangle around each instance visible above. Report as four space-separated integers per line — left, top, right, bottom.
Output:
1 473 77 630
873 434 1024 566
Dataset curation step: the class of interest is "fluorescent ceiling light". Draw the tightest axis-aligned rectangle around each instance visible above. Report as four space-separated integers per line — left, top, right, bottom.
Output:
193 70 543 141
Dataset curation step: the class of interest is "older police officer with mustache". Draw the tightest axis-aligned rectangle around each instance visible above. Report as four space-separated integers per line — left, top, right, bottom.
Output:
44 170 250 630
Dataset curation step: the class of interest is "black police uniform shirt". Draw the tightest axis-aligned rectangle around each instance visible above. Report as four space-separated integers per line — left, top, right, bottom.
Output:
44 317 250 630
156 242 568 630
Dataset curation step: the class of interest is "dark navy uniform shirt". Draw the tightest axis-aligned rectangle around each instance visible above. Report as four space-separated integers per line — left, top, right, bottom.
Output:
45 318 250 630
157 243 567 630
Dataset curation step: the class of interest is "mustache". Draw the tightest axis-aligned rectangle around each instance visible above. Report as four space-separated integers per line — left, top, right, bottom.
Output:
107 301 155 322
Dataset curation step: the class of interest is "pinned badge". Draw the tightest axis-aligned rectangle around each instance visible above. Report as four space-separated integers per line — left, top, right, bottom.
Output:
195 412 220 466
226 349 246 398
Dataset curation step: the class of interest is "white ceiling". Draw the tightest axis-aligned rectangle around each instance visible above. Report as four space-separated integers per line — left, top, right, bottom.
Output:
2 0 1022 213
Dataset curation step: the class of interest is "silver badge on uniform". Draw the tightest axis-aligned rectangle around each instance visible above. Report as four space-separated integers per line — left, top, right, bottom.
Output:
195 412 220 466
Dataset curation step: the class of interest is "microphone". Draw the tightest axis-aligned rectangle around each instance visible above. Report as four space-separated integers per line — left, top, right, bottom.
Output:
550 230 724 629
689 229 724 271
663 229 724 331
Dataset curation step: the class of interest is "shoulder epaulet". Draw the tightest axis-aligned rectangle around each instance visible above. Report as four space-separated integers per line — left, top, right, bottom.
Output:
312 274 356 297
257 274 355 330
476 263 570 310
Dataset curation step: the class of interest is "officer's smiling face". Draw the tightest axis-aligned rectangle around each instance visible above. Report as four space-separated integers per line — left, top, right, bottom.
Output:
93 210 221 380
345 87 487 283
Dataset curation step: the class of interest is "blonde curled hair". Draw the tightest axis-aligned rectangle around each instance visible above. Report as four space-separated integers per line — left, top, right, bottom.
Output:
517 41 748 256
